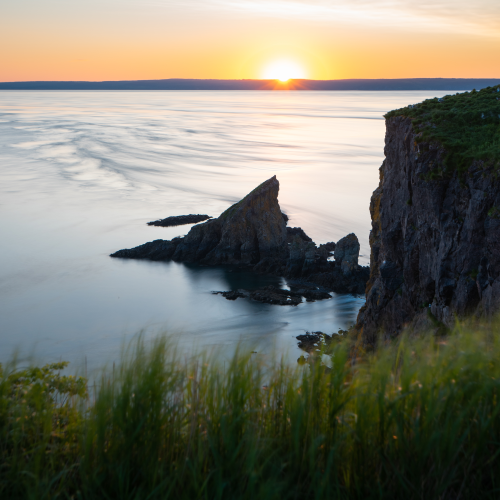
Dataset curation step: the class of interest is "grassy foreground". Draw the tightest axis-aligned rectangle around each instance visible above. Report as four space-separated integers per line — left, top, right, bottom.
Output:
2 323 500 499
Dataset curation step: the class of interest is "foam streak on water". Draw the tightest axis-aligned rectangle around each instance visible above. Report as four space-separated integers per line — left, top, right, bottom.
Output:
0 90 447 371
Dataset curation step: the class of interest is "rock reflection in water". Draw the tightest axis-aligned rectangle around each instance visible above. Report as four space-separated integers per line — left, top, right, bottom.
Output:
172 262 364 365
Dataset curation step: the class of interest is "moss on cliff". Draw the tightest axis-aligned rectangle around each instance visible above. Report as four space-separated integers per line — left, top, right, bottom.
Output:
385 85 500 173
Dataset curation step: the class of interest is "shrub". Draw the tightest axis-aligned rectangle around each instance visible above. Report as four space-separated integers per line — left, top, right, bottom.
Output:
2 322 500 499
385 86 500 174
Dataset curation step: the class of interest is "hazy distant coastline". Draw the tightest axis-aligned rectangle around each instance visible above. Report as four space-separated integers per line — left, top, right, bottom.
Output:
1 78 500 91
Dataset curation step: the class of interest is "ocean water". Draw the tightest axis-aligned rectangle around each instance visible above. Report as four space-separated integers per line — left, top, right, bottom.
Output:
0 90 447 372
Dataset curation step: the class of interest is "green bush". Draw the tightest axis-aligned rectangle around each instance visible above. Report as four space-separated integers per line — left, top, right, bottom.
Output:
385 85 500 174
2 322 500 499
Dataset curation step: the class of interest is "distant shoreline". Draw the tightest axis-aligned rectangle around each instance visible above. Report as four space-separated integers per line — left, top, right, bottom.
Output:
1 78 500 91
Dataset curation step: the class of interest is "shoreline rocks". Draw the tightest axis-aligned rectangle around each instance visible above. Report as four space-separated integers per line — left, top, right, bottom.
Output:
296 332 332 352
111 175 369 298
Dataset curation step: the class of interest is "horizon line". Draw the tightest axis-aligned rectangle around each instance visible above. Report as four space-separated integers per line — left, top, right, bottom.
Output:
1 77 499 91
2 77 500 83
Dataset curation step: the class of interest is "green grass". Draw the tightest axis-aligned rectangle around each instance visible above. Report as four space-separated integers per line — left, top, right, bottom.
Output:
385 85 500 174
2 321 500 499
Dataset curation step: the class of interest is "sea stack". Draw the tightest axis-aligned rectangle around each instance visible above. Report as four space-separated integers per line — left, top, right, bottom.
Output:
173 175 287 268
111 176 287 272
111 175 369 294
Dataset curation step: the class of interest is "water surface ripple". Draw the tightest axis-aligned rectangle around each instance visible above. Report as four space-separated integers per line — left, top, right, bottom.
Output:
0 90 447 371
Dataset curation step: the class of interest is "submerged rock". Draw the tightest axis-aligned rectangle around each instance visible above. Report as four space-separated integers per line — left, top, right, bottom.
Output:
296 332 332 352
213 284 332 306
213 290 246 301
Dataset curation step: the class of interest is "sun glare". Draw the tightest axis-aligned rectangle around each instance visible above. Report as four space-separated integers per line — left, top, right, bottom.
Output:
261 60 306 82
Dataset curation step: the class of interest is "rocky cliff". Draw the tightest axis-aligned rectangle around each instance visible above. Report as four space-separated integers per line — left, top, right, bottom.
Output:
358 86 500 343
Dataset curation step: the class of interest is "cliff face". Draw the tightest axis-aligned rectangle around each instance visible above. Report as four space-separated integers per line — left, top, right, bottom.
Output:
358 116 500 343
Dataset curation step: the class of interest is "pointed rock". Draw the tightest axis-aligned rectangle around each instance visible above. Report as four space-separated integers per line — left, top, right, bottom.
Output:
111 176 287 269
334 233 360 276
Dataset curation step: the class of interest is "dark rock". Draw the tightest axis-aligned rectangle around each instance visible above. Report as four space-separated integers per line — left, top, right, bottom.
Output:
334 233 360 275
171 218 223 262
285 235 309 276
321 241 336 252
213 284 332 306
379 260 403 291
302 242 321 274
212 290 246 300
286 227 312 242
111 176 369 298
296 331 332 352
284 238 332 278
112 176 287 268
110 237 182 260
174 175 288 267
357 116 500 344
318 241 336 257
147 214 212 227
248 286 302 306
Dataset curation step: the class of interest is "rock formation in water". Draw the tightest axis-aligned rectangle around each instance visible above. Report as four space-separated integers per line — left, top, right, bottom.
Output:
111 175 368 295
357 86 500 343
213 284 332 306
334 234 360 276
112 176 287 271
147 214 212 227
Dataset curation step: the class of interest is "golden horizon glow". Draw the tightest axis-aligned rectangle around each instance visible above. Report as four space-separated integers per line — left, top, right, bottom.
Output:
1 0 500 82
261 60 307 81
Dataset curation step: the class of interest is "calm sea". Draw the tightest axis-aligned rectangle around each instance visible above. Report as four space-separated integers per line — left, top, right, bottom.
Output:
0 90 447 372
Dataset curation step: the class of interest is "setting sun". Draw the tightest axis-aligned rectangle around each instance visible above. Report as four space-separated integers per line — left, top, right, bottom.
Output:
261 60 307 81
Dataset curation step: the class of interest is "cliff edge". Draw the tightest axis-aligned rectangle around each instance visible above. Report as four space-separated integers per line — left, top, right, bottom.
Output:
358 86 500 343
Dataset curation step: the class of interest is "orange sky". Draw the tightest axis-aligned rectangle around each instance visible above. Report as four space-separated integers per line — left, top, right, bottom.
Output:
1 0 499 81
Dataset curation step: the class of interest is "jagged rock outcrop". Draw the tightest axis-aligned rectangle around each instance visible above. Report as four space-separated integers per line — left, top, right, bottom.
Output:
334 234 360 276
111 175 369 295
357 116 500 343
174 176 287 269
112 176 287 271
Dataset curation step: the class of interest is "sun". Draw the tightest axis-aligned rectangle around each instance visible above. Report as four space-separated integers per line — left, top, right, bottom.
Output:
261 60 307 82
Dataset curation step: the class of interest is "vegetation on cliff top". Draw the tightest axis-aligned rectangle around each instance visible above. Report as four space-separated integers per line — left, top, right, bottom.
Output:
385 85 500 173
2 322 500 499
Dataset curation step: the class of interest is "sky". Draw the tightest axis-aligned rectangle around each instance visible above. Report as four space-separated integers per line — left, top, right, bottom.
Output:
1 0 499 81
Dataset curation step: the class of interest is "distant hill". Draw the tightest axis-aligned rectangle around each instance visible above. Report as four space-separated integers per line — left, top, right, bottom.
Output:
1 78 500 91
